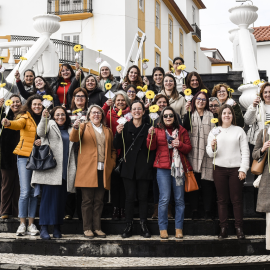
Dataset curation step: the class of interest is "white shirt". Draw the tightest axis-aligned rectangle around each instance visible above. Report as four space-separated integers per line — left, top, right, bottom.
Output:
265 104 270 121
91 122 104 170
206 125 250 174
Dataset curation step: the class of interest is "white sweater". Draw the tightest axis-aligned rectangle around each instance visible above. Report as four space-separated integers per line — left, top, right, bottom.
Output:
206 125 250 174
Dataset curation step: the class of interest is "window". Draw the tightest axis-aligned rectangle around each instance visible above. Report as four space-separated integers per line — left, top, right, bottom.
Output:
180 31 184 56
213 51 217 59
59 0 83 13
192 6 196 24
155 52 160 67
63 34 80 43
169 19 173 42
139 0 144 12
156 2 160 29
194 51 197 69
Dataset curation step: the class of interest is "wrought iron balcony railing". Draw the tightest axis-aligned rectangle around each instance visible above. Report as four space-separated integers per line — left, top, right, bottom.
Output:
192 23 201 42
47 0 93 15
11 35 84 66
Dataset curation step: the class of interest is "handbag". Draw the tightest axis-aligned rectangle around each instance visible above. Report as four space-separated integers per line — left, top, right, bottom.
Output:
251 128 267 175
26 132 57 171
180 135 199 192
114 124 146 174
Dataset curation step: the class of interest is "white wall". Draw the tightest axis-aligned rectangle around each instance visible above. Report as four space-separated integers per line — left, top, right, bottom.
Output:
257 42 270 78
212 65 230 74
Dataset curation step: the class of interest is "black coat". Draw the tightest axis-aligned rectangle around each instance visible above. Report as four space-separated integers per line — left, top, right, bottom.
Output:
0 109 20 170
87 87 108 108
113 120 155 180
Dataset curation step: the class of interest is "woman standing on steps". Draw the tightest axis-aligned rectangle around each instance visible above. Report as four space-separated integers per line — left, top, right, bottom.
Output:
31 106 76 240
2 95 44 237
113 100 155 239
206 104 249 239
147 107 192 239
70 105 116 239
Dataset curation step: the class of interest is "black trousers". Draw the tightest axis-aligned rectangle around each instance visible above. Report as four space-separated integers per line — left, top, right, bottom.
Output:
111 170 125 209
65 188 82 219
123 177 150 222
188 172 215 212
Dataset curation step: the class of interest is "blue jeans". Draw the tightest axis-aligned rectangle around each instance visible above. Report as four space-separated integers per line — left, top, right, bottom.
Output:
17 156 38 218
157 168 185 230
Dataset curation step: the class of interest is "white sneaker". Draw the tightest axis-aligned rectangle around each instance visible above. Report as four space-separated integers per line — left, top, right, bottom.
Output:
27 224 40 236
16 223 26 236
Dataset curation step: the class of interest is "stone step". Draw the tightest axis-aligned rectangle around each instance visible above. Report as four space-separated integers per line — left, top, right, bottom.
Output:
1 254 270 270
0 218 266 236
0 233 267 258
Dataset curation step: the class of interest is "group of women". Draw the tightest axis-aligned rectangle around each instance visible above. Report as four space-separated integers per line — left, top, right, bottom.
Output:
0 56 269 246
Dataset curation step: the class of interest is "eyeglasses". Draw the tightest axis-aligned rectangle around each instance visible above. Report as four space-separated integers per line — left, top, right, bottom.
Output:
217 90 227 94
91 112 102 115
196 97 207 102
209 104 220 108
163 114 174 118
75 95 86 99
174 62 183 65
55 114 65 117
127 90 136 94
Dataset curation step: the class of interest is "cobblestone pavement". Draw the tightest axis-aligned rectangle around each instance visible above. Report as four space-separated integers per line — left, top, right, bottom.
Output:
1 254 270 268
0 233 266 241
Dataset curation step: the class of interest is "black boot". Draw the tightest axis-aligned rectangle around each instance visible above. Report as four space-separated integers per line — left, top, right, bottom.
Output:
236 227 245 239
122 222 133 238
112 207 120 221
120 208 126 220
140 220 151 238
218 227 228 239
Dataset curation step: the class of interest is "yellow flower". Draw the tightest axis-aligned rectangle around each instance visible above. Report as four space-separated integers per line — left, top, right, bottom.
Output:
142 58 149 63
73 108 82 114
105 83 112 90
137 86 143 91
265 121 270 126
149 105 159 113
201 89 208 93
116 66 122 72
117 109 122 117
227 88 234 93
177 65 186 71
20 57 27 61
142 85 148 92
61 82 68 86
0 57 5 60
43 95 53 101
145 90 155 100
97 50 102 52
73 44 81 52
79 48 84 51
171 67 175 73
0 83 6 88
211 118 218 124
184 88 192 96
253 80 261 85
5 99 13 106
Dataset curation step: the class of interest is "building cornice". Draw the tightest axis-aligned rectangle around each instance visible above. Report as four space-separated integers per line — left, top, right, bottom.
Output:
59 13 93 22
192 0 206 9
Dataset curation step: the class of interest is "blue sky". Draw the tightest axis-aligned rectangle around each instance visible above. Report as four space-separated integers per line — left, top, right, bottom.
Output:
200 0 270 61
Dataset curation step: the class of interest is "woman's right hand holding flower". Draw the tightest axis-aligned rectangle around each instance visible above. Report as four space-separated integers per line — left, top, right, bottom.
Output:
122 82 128 90
106 99 113 107
0 98 4 108
75 69 81 80
1 118 10 127
262 140 270 153
185 101 191 112
42 109 49 118
148 126 155 135
14 70 20 80
211 138 217 151
116 124 124 134
253 96 260 108
73 119 80 130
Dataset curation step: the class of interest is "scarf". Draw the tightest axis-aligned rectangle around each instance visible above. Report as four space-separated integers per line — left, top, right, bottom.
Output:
165 129 184 186
37 90 46 96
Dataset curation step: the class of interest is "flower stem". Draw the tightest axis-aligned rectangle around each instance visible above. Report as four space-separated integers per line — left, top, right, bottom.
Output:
122 130 125 161
79 124 81 154
45 116 47 135
189 110 192 133
110 106 112 129
147 122 154 163
214 137 216 170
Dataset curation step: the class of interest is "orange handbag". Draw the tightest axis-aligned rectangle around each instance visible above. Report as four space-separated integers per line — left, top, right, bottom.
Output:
180 135 199 192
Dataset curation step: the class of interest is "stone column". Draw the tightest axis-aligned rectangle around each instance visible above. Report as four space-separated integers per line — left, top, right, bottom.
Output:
229 3 260 109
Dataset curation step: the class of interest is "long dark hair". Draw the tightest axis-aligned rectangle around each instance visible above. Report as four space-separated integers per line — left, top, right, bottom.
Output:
173 57 184 64
50 106 71 129
58 64 75 83
162 74 179 100
70 87 88 111
191 91 210 113
17 94 43 119
9 94 22 118
22 69 35 87
218 104 236 126
186 71 208 91
158 106 180 130
33 76 53 96
123 65 143 87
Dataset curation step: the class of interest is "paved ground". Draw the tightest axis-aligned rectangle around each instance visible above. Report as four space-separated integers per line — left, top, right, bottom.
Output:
0 233 266 241
1 254 270 268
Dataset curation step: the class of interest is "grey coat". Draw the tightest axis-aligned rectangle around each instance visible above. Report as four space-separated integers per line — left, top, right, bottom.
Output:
253 129 270 212
31 117 76 193
98 78 120 93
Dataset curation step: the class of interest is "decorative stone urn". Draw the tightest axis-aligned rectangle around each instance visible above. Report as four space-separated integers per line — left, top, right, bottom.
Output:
229 4 260 109
33 14 61 37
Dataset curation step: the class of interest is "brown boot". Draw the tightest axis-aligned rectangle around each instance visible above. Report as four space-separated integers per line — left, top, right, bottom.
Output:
168 204 173 219
152 204 158 219
84 230 94 239
94 230 106 238
175 229 183 238
160 230 168 239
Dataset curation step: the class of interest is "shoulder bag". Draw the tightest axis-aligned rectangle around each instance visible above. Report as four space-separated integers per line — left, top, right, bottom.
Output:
26 132 57 171
251 128 267 175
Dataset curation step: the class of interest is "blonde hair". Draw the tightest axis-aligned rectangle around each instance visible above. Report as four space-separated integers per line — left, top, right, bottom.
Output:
212 83 229 98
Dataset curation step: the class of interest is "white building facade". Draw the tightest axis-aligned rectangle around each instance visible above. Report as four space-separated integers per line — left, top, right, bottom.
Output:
0 0 211 76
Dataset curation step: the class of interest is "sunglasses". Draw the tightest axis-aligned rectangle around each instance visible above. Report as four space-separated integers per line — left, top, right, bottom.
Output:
163 114 174 119
209 104 220 108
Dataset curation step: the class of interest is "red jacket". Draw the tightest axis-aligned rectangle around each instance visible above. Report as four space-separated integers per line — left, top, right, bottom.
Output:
146 126 193 172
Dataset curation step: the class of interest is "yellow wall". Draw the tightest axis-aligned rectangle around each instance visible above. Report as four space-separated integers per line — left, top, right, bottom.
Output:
155 47 161 67
138 0 145 32
168 14 173 60
138 31 146 75
179 28 184 58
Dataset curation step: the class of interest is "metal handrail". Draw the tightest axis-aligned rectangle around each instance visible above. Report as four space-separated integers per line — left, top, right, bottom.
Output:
192 23 201 41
